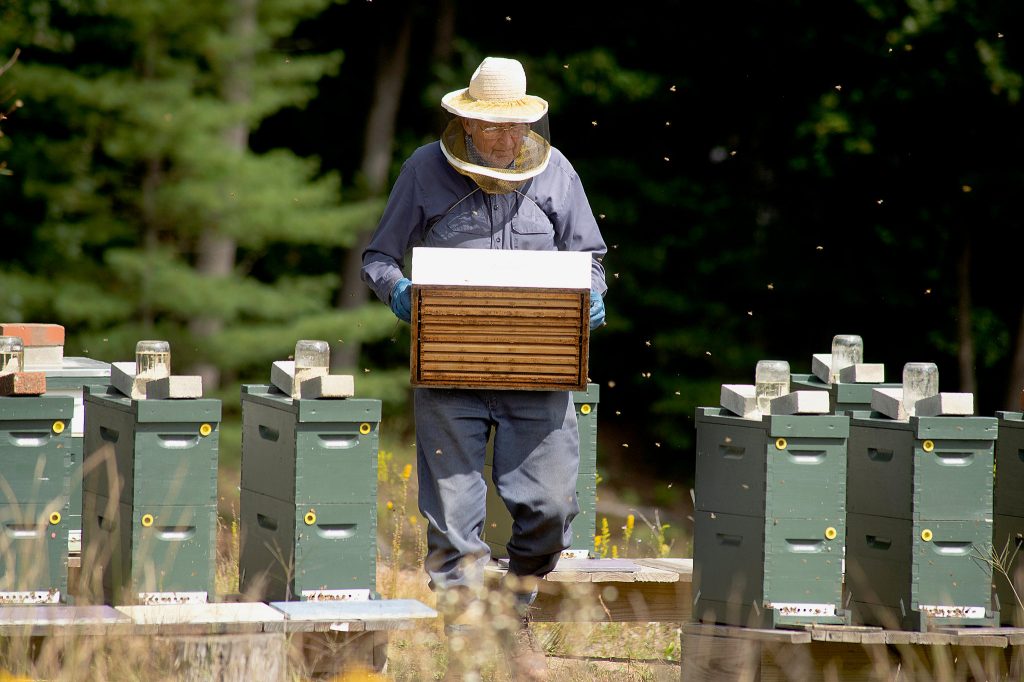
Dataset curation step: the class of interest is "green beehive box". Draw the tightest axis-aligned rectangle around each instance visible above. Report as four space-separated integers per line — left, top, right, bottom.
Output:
694 407 849 518
0 502 69 604
693 510 845 628
995 411 1024 518
845 512 997 629
847 414 996 520
0 395 73 603
790 373 900 415
993 513 1024 626
43 357 111 553
484 385 599 559
81 494 216 605
240 385 380 505
239 489 376 601
0 394 74 505
82 386 220 508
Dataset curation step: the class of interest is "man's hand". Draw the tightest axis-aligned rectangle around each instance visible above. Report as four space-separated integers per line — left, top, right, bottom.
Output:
589 289 606 330
390 278 413 322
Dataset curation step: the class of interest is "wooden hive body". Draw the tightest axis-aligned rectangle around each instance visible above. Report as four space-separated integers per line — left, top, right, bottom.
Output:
409 247 593 392
411 285 589 391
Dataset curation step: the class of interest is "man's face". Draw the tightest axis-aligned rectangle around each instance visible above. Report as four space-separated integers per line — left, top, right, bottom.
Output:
462 118 528 168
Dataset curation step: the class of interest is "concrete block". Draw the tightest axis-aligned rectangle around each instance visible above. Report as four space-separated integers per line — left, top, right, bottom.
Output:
769 390 830 415
0 371 46 396
720 384 760 420
23 344 64 370
0 323 65 346
871 387 907 421
110 361 148 400
299 374 355 399
915 392 974 417
811 353 833 384
838 363 885 384
270 360 328 399
146 376 204 400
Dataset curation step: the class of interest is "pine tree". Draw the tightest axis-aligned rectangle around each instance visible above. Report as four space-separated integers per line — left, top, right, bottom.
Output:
0 0 394 393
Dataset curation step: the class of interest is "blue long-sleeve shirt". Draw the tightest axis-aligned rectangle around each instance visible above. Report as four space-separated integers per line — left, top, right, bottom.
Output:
361 141 608 304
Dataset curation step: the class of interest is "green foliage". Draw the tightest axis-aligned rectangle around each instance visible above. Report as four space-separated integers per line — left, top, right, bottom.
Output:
0 0 396 388
3 0 1024 489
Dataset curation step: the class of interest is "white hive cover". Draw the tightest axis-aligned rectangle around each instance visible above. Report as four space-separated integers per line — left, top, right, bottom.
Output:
412 247 591 289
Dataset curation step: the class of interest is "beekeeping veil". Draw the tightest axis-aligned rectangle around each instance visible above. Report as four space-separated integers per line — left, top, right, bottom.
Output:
440 57 551 194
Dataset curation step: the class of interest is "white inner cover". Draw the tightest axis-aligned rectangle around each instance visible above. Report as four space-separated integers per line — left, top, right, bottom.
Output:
412 247 590 289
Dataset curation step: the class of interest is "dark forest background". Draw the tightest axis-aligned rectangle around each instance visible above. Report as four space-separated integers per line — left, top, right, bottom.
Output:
2 0 1022 517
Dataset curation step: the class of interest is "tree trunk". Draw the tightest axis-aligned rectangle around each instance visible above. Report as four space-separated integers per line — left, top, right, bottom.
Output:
187 0 254 389
1005 305 1024 411
332 9 413 372
956 237 976 397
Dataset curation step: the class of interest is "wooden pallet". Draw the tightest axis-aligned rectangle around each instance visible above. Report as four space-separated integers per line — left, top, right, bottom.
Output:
486 557 693 623
0 599 436 681
681 622 1024 681
411 285 589 391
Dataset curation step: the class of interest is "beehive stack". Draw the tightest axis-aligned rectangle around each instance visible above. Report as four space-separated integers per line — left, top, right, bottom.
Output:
692 404 850 628
845 364 998 629
0 392 74 603
81 383 220 605
238 384 380 601
993 410 1024 625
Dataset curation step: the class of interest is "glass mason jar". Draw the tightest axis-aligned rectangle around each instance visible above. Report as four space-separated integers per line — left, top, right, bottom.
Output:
755 360 791 414
0 336 25 375
135 340 171 379
831 334 864 379
903 362 939 415
294 340 330 370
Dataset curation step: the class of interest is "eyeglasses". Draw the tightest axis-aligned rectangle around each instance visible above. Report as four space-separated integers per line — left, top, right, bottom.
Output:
478 123 529 139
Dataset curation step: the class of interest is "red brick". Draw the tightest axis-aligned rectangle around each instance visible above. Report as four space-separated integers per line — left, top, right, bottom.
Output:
0 323 65 347
0 371 47 396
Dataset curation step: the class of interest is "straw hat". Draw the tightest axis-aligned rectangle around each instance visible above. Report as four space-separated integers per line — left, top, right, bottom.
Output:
441 57 548 123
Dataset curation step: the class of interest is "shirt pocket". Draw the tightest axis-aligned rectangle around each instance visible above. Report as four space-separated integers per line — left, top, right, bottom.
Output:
425 208 491 248
511 206 556 250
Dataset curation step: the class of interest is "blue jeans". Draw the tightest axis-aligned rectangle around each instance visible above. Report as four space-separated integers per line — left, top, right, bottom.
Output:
414 388 581 590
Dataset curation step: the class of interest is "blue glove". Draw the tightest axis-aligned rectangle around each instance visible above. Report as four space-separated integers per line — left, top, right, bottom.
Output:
589 289 606 330
389 278 413 323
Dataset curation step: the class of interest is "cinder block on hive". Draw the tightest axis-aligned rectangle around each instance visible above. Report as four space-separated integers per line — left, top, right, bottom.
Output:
270 360 328 399
871 387 907 421
915 392 974 417
811 353 833 384
0 371 46 396
110 361 148 400
23 345 64 370
146 376 203 400
720 384 759 420
0 323 65 346
770 390 830 415
299 374 354 399
838 363 885 384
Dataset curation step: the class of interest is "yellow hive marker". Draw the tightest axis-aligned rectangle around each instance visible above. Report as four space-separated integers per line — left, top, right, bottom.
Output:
49 511 61 525
141 513 154 528
304 510 317 525
922 439 935 452
359 422 372 435
52 421 65 434
775 437 787 450
921 528 933 542
580 404 592 415
824 526 837 540
199 423 213 437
